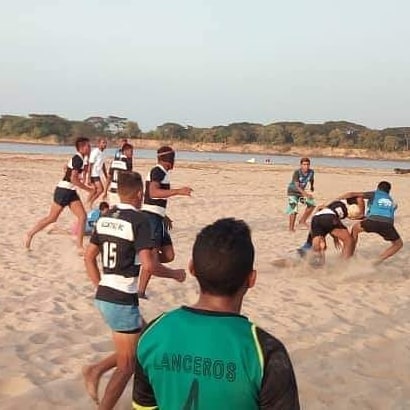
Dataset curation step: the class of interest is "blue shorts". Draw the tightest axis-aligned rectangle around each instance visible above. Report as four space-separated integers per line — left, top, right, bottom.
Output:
94 299 143 334
143 211 172 248
286 195 316 214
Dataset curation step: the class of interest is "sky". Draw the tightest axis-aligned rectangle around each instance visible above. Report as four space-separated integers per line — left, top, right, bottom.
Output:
1 0 410 131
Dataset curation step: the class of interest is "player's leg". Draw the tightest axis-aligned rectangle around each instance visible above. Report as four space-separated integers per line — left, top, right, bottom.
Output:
298 198 315 228
375 224 403 264
377 238 403 263
330 227 354 259
98 331 140 410
25 200 64 249
351 221 365 254
69 198 87 252
286 196 298 231
82 354 117 405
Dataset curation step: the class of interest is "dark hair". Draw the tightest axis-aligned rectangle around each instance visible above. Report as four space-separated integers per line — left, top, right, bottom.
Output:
75 137 90 151
99 201 110 211
118 171 143 198
300 157 310 164
377 181 391 193
121 143 133 153
157 145 175 164
192 218 254 296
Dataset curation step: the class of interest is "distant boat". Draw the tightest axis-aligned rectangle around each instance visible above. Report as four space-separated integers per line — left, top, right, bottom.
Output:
246 157 256 163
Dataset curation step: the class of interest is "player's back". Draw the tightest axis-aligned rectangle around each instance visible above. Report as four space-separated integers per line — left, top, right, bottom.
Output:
135 306 299 410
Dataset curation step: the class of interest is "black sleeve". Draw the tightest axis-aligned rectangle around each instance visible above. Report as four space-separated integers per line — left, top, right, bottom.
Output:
257 327 300 410
134 214 155 251
151 167 165 183
132 354 158 409
72 155 83 171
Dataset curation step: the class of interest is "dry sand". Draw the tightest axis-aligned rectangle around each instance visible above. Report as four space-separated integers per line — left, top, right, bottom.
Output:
0 153 409 409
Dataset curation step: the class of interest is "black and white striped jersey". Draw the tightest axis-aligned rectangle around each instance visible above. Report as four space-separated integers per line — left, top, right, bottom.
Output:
142 164 170 217
90 204 154 304
108 155 132 193
57 153 85 190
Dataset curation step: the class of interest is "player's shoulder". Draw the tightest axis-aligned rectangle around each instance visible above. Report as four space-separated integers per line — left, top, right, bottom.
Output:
253 325 288 356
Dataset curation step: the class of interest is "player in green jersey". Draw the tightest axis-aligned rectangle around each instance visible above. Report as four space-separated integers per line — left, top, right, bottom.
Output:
132 218 300 410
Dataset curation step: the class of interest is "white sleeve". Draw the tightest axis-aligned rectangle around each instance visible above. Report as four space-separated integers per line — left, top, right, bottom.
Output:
89 149 97 164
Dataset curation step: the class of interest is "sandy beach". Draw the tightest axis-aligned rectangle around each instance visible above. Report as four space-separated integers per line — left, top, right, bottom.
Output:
0 152 409 409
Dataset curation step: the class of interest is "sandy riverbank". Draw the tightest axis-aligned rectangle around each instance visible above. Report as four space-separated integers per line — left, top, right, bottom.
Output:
0 153 409 409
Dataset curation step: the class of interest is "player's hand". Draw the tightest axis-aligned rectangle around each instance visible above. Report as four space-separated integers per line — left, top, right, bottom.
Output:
179 187 193 196
173 269 186 282
164 215 173 231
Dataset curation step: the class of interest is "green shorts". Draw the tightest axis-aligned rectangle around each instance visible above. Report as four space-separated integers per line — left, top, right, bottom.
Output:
286 196 316 214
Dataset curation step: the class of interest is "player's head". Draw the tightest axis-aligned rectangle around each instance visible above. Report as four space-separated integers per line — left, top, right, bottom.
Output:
157 146 175 169
377 181 391 193
118 171 143 206
118 137 128 147
191 218 256 297
98 137 107 151
99 201 110 215
75 137 91 156
300 157 311 170
121 143 133 158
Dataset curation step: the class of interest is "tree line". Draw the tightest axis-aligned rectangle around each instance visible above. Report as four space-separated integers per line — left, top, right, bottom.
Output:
1 114 410 152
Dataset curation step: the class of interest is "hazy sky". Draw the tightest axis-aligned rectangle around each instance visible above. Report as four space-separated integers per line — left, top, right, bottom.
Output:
1 0 410 131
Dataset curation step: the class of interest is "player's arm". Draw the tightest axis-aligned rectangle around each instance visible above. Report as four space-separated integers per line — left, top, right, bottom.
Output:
149 180 192 199
84 243 101 287
71 169 94 192
257 328 300 410
336 191 365 200
138 246 185 281
292 172 311 198
310 172 315 192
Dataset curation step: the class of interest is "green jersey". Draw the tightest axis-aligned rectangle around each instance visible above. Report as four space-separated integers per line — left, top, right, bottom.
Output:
133 307 299 410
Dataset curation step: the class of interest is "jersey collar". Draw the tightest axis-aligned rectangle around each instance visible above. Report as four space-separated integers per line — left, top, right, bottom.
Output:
115 203 139 212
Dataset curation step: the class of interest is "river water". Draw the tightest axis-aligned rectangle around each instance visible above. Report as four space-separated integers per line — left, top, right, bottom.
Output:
1 142 409 170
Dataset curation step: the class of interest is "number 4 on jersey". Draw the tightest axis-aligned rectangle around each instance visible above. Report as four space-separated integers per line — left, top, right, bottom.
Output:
183 379 199 410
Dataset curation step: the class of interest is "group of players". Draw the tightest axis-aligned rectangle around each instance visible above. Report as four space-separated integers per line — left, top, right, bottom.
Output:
286 157 403 267
23 139 403 409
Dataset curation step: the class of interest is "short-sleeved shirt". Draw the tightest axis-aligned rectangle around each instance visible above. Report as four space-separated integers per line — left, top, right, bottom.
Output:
133 307 300 410
89 148 105 178
141 164 170 217
108 155 132 193
287 169 314 197
57 153 85 190
90 204 154 305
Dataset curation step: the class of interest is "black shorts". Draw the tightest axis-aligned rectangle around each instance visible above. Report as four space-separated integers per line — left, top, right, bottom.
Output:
361 219 400 242
311 214 347 238
143 211 172 248
91 176 101 183
53 187 80 207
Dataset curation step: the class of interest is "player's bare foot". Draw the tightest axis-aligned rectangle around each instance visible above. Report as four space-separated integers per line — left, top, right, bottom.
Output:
298 222 309 230
24 233 32 250
82 365 100 404
77 247 85 256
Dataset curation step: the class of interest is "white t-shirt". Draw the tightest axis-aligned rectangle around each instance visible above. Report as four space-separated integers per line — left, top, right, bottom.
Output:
89 148 105 177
